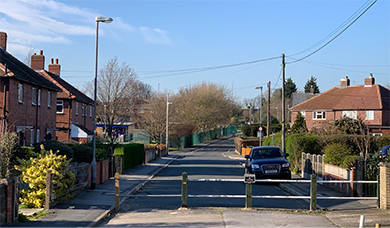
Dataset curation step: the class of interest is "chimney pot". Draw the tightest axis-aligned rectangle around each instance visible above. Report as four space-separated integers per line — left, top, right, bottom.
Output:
50 58 54 64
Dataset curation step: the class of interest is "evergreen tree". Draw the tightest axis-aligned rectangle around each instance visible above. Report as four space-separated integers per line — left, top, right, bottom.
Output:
285 77 297 98
291 111 307 133
304 76 320 94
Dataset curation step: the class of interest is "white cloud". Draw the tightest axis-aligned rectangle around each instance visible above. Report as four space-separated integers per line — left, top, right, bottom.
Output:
140 27 172 45
0 0 171 55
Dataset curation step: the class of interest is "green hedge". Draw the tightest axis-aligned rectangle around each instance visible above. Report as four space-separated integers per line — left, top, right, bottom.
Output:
119 143 144 171
34 140 74 161
71 145 93 163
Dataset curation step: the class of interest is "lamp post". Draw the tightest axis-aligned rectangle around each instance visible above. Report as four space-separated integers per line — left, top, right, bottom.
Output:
166 94 172 155
255 86 262 146
92 16 113 190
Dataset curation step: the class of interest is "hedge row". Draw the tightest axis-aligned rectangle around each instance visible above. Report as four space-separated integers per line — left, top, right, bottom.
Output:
115 143 144 170
261 133 390 172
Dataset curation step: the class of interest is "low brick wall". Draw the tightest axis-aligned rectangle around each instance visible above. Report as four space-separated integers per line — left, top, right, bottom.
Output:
234 137 260 155
70 163 91 193
0 177 19 225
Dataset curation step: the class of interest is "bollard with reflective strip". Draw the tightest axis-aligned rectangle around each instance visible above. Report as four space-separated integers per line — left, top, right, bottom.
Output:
181 172 188 207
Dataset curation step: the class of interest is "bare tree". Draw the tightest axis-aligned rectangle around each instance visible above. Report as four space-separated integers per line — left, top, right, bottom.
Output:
23 48 35 66
84 57 142 152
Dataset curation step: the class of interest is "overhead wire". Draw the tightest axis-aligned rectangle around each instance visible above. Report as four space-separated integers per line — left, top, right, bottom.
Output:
287 0 377 64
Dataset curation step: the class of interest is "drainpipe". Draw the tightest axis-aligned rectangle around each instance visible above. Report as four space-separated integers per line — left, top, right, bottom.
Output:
68 97 72 141
2 63 8 133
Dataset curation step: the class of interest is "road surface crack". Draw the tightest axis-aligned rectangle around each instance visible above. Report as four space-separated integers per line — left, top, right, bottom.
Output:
219 209 226 227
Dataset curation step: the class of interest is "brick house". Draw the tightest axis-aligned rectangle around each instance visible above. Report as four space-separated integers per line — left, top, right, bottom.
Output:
290 75 390 136
0 32 61 146
32 54 94 143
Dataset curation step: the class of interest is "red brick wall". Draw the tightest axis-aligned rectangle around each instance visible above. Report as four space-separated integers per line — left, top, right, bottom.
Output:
56 99 93 142
4 78 57 146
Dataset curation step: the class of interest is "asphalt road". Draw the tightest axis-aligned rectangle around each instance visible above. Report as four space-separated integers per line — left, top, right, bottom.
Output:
120 138 309 211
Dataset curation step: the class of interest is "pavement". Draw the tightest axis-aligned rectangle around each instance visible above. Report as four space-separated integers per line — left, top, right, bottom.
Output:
7 137 390 227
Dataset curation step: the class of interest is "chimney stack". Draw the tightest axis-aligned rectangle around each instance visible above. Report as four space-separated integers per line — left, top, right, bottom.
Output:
364 73 375 87
340 76 350 88
0 32 7 51
31 50 45 70
48 58 61 76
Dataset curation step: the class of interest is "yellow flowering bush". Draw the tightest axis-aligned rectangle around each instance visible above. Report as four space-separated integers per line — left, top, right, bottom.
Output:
15 149 75 208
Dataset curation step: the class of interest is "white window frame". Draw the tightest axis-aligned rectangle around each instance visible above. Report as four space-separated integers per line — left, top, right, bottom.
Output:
36 129 40 143
37 89 41 106
48 91 51 107
76 102 79 115
57 100 64 113
301 111 305 118
342 111 357 119
18 83 23 103
313 111 326 120
32 87 36 105
90 106 92 117
366 110 374 120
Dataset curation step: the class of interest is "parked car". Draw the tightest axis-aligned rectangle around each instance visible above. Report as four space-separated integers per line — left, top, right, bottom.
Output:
245 146 291 179
379 145 389 156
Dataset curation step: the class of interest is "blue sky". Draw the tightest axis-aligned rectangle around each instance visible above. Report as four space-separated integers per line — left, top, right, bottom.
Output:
1 0 389 102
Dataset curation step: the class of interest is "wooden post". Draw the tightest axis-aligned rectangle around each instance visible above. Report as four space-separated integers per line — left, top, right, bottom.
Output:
45 169 52 210
245 182 252 208
310 174 317 211
181 172 188 208
115 173 119 210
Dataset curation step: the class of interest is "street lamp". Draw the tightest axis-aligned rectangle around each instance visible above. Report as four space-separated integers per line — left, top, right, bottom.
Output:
166 94 172 155
255 86 262 146
92 16 113 190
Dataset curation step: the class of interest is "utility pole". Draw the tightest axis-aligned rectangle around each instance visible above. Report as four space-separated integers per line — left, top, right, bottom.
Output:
267 81 271 138
281 54 286 153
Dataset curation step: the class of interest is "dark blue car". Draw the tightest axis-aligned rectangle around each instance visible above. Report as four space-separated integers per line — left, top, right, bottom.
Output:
245 146 291 179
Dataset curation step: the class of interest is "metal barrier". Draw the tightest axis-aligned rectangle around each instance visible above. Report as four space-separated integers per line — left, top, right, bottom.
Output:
114 173 378 211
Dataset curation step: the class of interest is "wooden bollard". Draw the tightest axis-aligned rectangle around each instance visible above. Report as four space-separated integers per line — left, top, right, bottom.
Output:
245 182 252 208
181 172 188 208
45 169 53 210
115 173 120 210
310 174 317 211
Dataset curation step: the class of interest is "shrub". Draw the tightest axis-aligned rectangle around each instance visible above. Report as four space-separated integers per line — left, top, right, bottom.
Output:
34 141 74 161
71 145 93 163
323 143 353 167
241 124 260 137
341 155 361 169
15 150 75 208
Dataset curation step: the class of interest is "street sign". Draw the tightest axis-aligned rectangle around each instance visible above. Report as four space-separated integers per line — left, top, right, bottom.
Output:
244 174 256 184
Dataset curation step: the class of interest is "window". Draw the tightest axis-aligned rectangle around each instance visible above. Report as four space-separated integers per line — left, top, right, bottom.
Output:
57 100 64 113
82 104 85 116
48 91 51 107
37 89 41 106
18 83 23 103
90 106 92 117
30 129 34 146
76 102 79 115
301 111 305 118
36 129 40 143
342 111 357 119
313 111 326 120
32 87 36 105
366 111 374 120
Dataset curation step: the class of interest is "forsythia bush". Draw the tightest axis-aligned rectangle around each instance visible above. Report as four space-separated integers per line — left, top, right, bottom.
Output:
15 148 75 208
